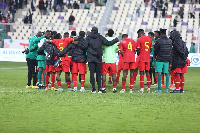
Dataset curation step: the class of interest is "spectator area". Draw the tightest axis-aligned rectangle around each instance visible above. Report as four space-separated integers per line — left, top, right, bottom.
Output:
6 0 200 45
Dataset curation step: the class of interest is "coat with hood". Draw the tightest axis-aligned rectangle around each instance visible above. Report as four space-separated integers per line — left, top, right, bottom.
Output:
37 42 60 65
154 35 172 63
58 36 87 62
170 31 188 70
85 31 118 63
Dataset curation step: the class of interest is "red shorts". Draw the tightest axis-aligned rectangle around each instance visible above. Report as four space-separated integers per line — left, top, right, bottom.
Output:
46 65 55 72
102 62 116 74
56 60 71 72
71 62 87 74
138 61 150 71
68 56 73 65
123 62 135 70
173 64 187 73
118 59 123 71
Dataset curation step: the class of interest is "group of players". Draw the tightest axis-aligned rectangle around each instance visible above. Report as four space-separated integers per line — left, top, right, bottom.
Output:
25 27 189 93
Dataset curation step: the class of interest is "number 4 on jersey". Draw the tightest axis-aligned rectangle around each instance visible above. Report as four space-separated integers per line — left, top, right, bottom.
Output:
128 42 132 51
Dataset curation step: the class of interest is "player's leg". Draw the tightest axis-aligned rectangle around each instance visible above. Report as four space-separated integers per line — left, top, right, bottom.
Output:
137 62 145 93
108 71 112 84
161 73 166 87
95 62 102 93
26 58 32 88
153 67 156 85
130 69 134 93
73 73 78 92
38 66 43 89
101 62 107 93
116 62 122 83
145 62 151 93
56 71 63 91
88 62 96 93
134 68 138 83
153 61 163 93
79 62 87 92
45 65 50 90
120 62 128 93
71 62 78 92
180 64 187 93
65 72 72 91
180 73 184 93
163 62 170 93
110 63 117 93
51 71 56 90
120 69 127 93
170 73 181 93
32 59 38 89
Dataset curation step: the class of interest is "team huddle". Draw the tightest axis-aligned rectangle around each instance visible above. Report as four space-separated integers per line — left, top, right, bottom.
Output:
25 27 189 93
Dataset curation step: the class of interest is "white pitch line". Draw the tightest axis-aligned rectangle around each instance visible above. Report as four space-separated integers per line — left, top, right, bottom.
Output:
0 67 27 70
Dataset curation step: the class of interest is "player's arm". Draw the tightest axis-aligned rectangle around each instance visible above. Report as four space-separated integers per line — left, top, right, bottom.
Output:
33 35 45 43
58 43 73 56
136 39 140 56
37 42 46 55
118 42 123 56
76 38 87 50
101 35 119 46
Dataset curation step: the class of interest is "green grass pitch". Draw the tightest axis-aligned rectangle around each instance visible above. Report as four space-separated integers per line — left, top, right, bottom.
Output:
0 62 200 132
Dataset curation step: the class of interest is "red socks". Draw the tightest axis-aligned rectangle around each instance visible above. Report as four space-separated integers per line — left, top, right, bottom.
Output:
67 82 71 88
73 74 78 87
102 83 106 88
175 75 180 90
51 73 55 88
155 75 158 84
113 82 117 88
180 76 185 89
147 75 151 88
134 72 138 82
162 75 164 85
81 75 85 87
45 74 49 87
140 75 144 88
122 81 126 89
57 81 61 88
130 76 134 90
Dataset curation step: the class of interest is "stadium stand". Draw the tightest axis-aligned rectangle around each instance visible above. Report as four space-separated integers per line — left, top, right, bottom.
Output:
4 0 200 46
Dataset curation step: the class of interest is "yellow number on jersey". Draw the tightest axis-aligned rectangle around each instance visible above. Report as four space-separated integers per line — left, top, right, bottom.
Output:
145 42 149 51
128 42 132 51
59 43 64 51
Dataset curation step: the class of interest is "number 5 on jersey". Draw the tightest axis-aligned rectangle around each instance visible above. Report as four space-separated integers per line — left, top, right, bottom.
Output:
59 43 64 51
145 42 149 51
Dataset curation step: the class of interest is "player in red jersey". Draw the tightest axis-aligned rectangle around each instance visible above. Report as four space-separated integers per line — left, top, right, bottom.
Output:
51 33 73 91
136 29 152 93
119 34 137 93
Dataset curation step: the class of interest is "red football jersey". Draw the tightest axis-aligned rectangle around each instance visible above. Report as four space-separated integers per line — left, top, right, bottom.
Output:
136 35 152 62
51 38 73 60
119 38 136 62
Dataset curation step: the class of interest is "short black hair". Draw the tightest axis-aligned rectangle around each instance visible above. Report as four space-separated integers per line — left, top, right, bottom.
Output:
108 29 114 37
122 34 128 38
79 31 85 37
71 31 76 36
54 33 61 39
160 28 167 35
148 32 154 36
137 29 144 34
64 32 69 35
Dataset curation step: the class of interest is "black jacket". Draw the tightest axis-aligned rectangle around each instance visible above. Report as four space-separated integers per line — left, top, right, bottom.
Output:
58 36 87 62
85 31 118 63
154 35 172 63
170 31 188 70
37 42 60 65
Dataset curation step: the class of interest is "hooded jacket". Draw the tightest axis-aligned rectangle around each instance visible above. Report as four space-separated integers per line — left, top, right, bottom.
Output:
85 31 118 63
170 31 188 70
154 35 172 62
58 36 87 62
37 42 60 65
